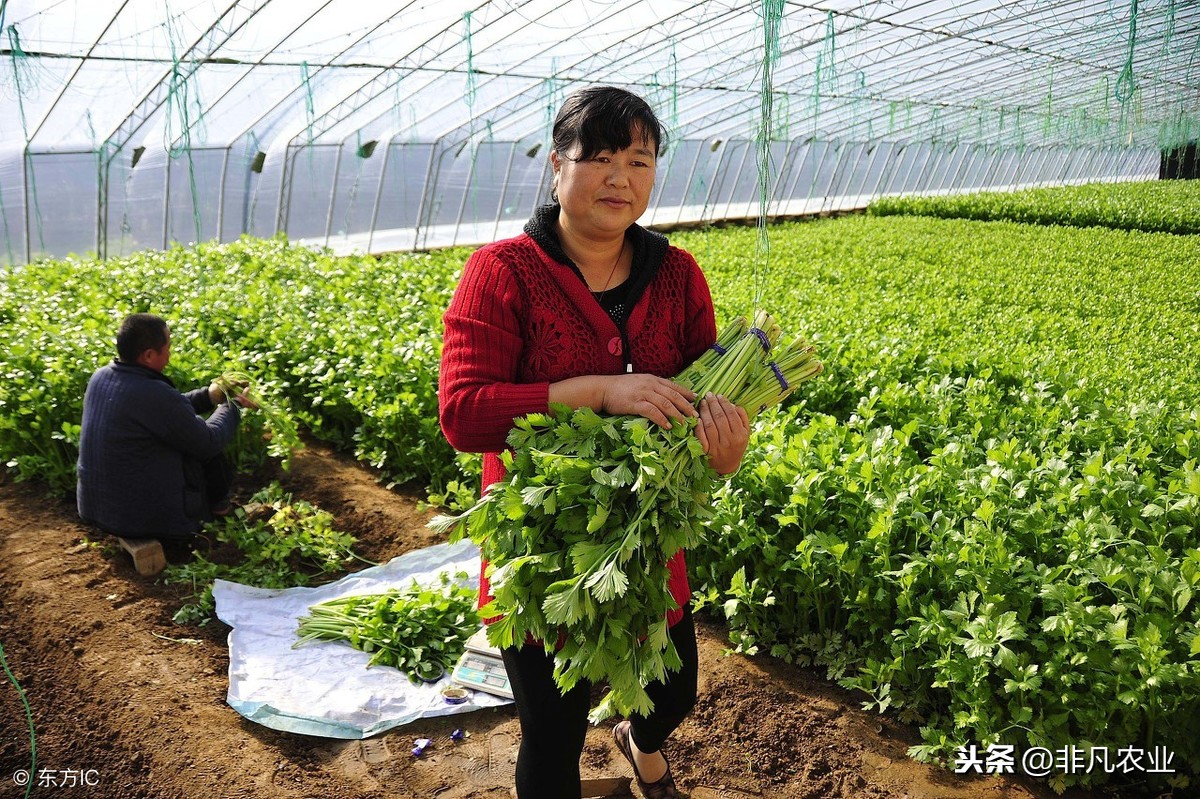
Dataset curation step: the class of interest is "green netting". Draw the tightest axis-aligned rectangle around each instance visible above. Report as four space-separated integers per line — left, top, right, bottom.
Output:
4 23 45 260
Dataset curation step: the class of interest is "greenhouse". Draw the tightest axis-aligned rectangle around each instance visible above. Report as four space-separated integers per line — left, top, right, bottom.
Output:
2 2 1200 799
1 0 1196 263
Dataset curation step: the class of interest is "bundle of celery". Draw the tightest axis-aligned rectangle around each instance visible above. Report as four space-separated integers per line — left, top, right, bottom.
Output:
293 572 479 682
428 310 821 721
211 370 304 466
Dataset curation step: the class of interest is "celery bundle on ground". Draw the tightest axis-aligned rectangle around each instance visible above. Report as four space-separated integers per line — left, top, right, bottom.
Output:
429 311 822 722
293 572 479 682
164 482 359 625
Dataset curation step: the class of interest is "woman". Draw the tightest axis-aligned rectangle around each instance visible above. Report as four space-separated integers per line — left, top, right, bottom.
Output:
438 85 749 799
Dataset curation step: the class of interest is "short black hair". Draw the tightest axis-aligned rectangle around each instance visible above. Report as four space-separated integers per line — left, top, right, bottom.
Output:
552 86 667 163
116 313 168 363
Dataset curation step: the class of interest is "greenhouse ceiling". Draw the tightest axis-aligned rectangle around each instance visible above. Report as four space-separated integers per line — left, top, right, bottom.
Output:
1 0 1197 261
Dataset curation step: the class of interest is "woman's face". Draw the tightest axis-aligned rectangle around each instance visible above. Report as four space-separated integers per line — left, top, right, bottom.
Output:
551 130 657 238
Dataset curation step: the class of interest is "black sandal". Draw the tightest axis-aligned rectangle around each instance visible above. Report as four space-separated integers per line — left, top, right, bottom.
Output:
612 720 680 799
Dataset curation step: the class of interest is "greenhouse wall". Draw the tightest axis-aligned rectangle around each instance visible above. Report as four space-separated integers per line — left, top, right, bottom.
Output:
0 139 1160 264
3 0 1194 266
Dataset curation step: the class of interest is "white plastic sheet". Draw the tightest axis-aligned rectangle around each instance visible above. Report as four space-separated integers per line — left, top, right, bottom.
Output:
213 539 511 739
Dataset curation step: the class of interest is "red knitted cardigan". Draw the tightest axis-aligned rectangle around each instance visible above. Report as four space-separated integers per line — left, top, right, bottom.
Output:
438 227 717 631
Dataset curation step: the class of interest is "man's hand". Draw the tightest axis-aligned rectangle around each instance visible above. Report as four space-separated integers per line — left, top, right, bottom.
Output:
209 377 251 407
694 393 749 475
233 388 259 410
208 380 226 406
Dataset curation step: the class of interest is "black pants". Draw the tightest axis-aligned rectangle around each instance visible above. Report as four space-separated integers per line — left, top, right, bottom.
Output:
202 454 234 509
500 608 698 799
94 455 234 542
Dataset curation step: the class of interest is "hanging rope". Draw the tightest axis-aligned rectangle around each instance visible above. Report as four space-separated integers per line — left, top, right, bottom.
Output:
1114 0 1138 104
855 70 868 140
543 59 561 153
1042 64 1054 139
298 60 318 190
1163 0 1176 51
163 13 203 248
343 131 365 237
755 0 784 310
667 41 678 134
1113 0 1139 147
464 11 476 112
773 91 789 141
0 18 14 265
460 12 483 233
463 12 476 174
6 24 45 259
246 131 263 230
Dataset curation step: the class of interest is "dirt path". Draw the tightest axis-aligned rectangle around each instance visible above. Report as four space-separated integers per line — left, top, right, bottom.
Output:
1 443 1080 799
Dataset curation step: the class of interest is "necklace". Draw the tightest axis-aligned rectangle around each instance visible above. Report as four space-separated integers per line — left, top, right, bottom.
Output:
590 239 626 305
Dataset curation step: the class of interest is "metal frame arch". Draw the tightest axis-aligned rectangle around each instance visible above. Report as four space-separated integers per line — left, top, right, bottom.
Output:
92 0 273 258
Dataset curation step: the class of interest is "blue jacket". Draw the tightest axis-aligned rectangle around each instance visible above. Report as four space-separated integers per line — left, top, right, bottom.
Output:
76 360 240 538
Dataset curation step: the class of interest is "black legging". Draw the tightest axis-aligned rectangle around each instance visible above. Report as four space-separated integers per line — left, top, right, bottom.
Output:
500 607 698 799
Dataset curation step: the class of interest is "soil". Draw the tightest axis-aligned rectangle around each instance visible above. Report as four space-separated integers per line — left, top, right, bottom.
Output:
0 441 1129 799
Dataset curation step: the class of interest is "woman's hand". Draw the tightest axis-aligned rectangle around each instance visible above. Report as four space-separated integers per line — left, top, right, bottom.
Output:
599 374 698 429
549 373 698 429
694 393 749 475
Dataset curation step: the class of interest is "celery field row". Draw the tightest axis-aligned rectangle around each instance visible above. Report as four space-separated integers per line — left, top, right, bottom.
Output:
868 179 1200 236
1 197 1197 791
